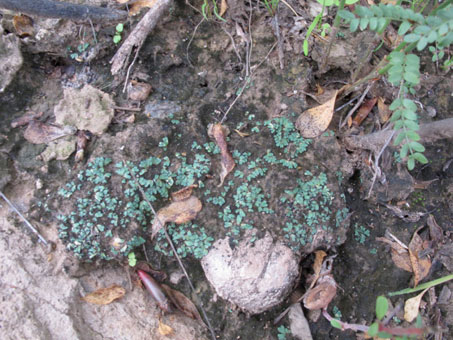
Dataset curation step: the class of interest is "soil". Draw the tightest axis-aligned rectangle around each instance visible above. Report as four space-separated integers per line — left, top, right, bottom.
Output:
1 1 453 340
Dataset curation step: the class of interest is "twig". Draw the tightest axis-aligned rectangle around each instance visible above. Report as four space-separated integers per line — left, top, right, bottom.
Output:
122 46 141 93
0 190 48 246
280 0 301 17
186 18 205 68
365 129 395 199
334 93 362 112
340 83 372 128
110 0 173 76
220 41 277 124
123 161 217 340
222 26 242 63
114 105 142 112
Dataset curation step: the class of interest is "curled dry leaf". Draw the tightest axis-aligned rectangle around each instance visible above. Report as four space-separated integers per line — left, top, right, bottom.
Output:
24 121 76 144
75 130 90 163
220 0 228 16
303 274 337 310
13 15 34 37
129 0 158 16
208 123 235 186
82 285 126 305
161 284 203 321
151 196 202 238
307 250 327 291
377 97 391 124
353 97 377 126
158 320 174 336
408 231 431 287
296 90 338 138
404 288 429 322
171 184 197 202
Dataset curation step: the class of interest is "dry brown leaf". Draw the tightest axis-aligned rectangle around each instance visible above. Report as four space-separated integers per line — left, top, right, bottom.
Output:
151 196 202 238
408 232 431 287
220 0 228 16
158 320 174 336
116 0 129 3
24 121 76 144
427 214 443 245
11 111 43 128
129 0 158 16
377 97 391 124
296 90 338 138
127 80 152 101
308 250 327 290
208 123 235 186
161 284 203 321
376 237 412 272
13 15 34 37
404 288 429 322
82 285 126 305
171 185 197 202
316 83 324 96
353 97 377 126
303 275 337 310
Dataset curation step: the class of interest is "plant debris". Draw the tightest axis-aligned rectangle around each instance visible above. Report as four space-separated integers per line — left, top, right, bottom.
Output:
82 285 126 305
208 123 235 186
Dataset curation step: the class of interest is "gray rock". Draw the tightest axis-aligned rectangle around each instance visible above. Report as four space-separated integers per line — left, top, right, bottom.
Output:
201 232 299 314
54 85 114 135
0 25 23 92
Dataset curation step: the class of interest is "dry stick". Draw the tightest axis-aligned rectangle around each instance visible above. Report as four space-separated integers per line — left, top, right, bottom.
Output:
0 191 48 246
345 118 453 155
114 105 142 112
339 82 372 129
186 18 205 68
122 46 141 94
124 161 217 340
220 42 277 124
222 26 242 63
110 0 173 76
365 129 395 200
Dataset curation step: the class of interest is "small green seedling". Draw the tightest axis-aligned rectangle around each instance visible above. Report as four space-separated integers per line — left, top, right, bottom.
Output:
128 252 137 267
113 23 124 44
277 325 291 340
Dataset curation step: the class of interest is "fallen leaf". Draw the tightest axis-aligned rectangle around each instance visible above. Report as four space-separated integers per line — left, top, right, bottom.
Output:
127 80 152 101
408 231 431 287
404 288 429 322
316 83 324 96
161 284 203 321
303 274 337 310
13 15 34 37
296 90 338 138
24 121 76 144
308 250 327 290
208 123 235 186
82 285 126 305
220 0 228 16
377 97 391 124
151 196 202 238
171 185 197 202
158 320 174 336
427 214 443 245
129 0 158 16
288 303 313 340
377 236 412 272
353 97 377 126
11 111 43 128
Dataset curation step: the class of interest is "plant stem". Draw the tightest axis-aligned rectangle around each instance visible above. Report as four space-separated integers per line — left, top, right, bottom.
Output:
388 273 453 296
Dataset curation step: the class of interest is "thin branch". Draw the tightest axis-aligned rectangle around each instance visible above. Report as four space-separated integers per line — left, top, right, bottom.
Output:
0 191 48 245
340 83 372 128
123 161 217 340
186 18 205 67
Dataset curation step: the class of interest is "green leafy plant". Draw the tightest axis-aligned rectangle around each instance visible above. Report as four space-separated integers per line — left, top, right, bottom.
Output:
263 0 280 16
303 0 359 56
338 1 453 169
201 0 226 22
113 23 124 44
277 325 291 340
128 252 137 267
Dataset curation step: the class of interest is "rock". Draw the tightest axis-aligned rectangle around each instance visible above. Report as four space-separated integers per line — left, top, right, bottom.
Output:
0 25 23 92
54 84 114 135
0 152 13 190
144 100 181 119
201 232 299 314
40 136 76 162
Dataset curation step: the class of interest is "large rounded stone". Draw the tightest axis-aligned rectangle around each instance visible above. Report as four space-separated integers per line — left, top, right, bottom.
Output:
201 232 299 314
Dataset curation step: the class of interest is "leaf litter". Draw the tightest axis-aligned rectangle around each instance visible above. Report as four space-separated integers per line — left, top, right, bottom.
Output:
208 123 236 186
82 285 126 305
